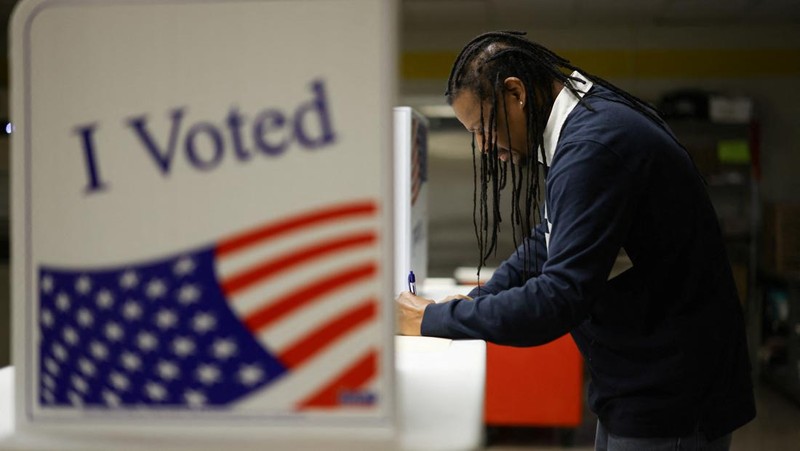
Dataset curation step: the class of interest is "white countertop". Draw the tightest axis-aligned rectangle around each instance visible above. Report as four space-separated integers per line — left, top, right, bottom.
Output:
0 335 485 451
0 366 13 440
396 336 485 451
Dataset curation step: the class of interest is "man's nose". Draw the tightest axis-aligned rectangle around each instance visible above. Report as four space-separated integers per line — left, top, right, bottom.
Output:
474 134 489 154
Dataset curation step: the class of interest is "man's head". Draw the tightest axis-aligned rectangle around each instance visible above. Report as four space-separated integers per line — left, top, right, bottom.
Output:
445 32 585 165
450 76 530 165
445 31 664 279
445 31 585 276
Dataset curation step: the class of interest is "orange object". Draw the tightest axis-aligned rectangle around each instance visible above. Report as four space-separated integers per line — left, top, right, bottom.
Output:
484 334 583 426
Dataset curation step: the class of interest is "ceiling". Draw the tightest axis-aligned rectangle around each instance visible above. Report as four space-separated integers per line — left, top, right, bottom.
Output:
403 0 800 29
1 0 798 44
0 0 798 57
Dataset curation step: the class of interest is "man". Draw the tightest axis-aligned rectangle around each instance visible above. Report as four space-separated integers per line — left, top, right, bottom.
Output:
395 31 755 450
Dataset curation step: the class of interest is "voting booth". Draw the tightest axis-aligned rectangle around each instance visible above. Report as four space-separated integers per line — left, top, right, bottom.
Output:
8 0 397 446
393 107 428 295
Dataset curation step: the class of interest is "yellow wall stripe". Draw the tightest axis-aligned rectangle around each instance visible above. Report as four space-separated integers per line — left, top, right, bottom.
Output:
402 48 800 80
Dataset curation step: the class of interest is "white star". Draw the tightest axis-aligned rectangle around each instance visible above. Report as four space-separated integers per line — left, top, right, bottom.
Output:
76 308 94 328
184 389 207 408
67 391 83 407
105 321 124 342
145 279 167 300
122 300 143 320
102 389 121 408
144 381 167 401
90 341 109 361
55 292 71 312
191 313 216 334
237 364 265 387
72 374 89 394
173 257 196 276
52 343 68 362
72 374 89 393
75 276 92 295
177 284 201 305
156 360 180 381
41 275 54 294
136 331 158 352
109 371 130 391
119 270 139 289
42 390 55 404
44 357 60 375
42 373 56 390
78 358 96 377
171 336 195 357
196 364 221 385
211 338 237 360
95 289 114 309
120 351 142 372
155 309 177 330
41 309 54 328
62 326 79 346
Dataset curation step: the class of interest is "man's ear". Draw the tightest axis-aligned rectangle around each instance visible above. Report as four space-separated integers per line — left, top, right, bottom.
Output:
503 77 527 108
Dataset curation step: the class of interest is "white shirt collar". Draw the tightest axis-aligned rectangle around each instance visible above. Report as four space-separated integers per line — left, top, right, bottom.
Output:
540 71 593 166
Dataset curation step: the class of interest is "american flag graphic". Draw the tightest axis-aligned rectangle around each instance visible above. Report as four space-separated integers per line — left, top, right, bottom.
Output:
410 116 428 207
37 200 383 411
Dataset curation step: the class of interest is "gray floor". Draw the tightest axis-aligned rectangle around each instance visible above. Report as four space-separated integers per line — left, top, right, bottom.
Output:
485 383 800 450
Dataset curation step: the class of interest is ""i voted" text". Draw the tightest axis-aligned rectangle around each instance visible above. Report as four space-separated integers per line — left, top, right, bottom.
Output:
74 79 337 194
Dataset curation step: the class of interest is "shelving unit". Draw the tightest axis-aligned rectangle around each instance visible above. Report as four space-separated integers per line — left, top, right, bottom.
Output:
759 271 800 404
758 201 800 403
667 118 769 392
669 117 800 404
666 119 760 309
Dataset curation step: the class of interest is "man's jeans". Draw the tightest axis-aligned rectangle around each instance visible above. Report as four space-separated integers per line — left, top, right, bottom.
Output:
595 421 732 451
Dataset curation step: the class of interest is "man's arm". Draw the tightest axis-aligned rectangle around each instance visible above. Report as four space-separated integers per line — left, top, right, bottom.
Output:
466 222 549 299
394 209 547 337
420 140 640 346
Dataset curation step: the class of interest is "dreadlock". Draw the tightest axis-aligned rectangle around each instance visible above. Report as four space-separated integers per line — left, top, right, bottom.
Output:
445 31 665 285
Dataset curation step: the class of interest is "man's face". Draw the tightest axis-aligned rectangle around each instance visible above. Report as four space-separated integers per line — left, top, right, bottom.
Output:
451 88 528 164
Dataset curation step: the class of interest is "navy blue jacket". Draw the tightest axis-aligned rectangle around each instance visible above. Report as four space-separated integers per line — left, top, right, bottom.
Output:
421 85 756 439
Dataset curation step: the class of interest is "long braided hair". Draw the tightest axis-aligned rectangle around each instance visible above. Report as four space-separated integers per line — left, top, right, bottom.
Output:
445 31 664 282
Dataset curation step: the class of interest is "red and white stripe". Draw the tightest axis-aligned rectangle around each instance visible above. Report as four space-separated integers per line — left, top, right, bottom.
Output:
214 200 382 411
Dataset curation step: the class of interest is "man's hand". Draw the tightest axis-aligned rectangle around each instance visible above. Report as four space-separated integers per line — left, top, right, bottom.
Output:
395 291 434 336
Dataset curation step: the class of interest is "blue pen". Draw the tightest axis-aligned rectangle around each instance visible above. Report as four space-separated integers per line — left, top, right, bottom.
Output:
408 271 416 295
